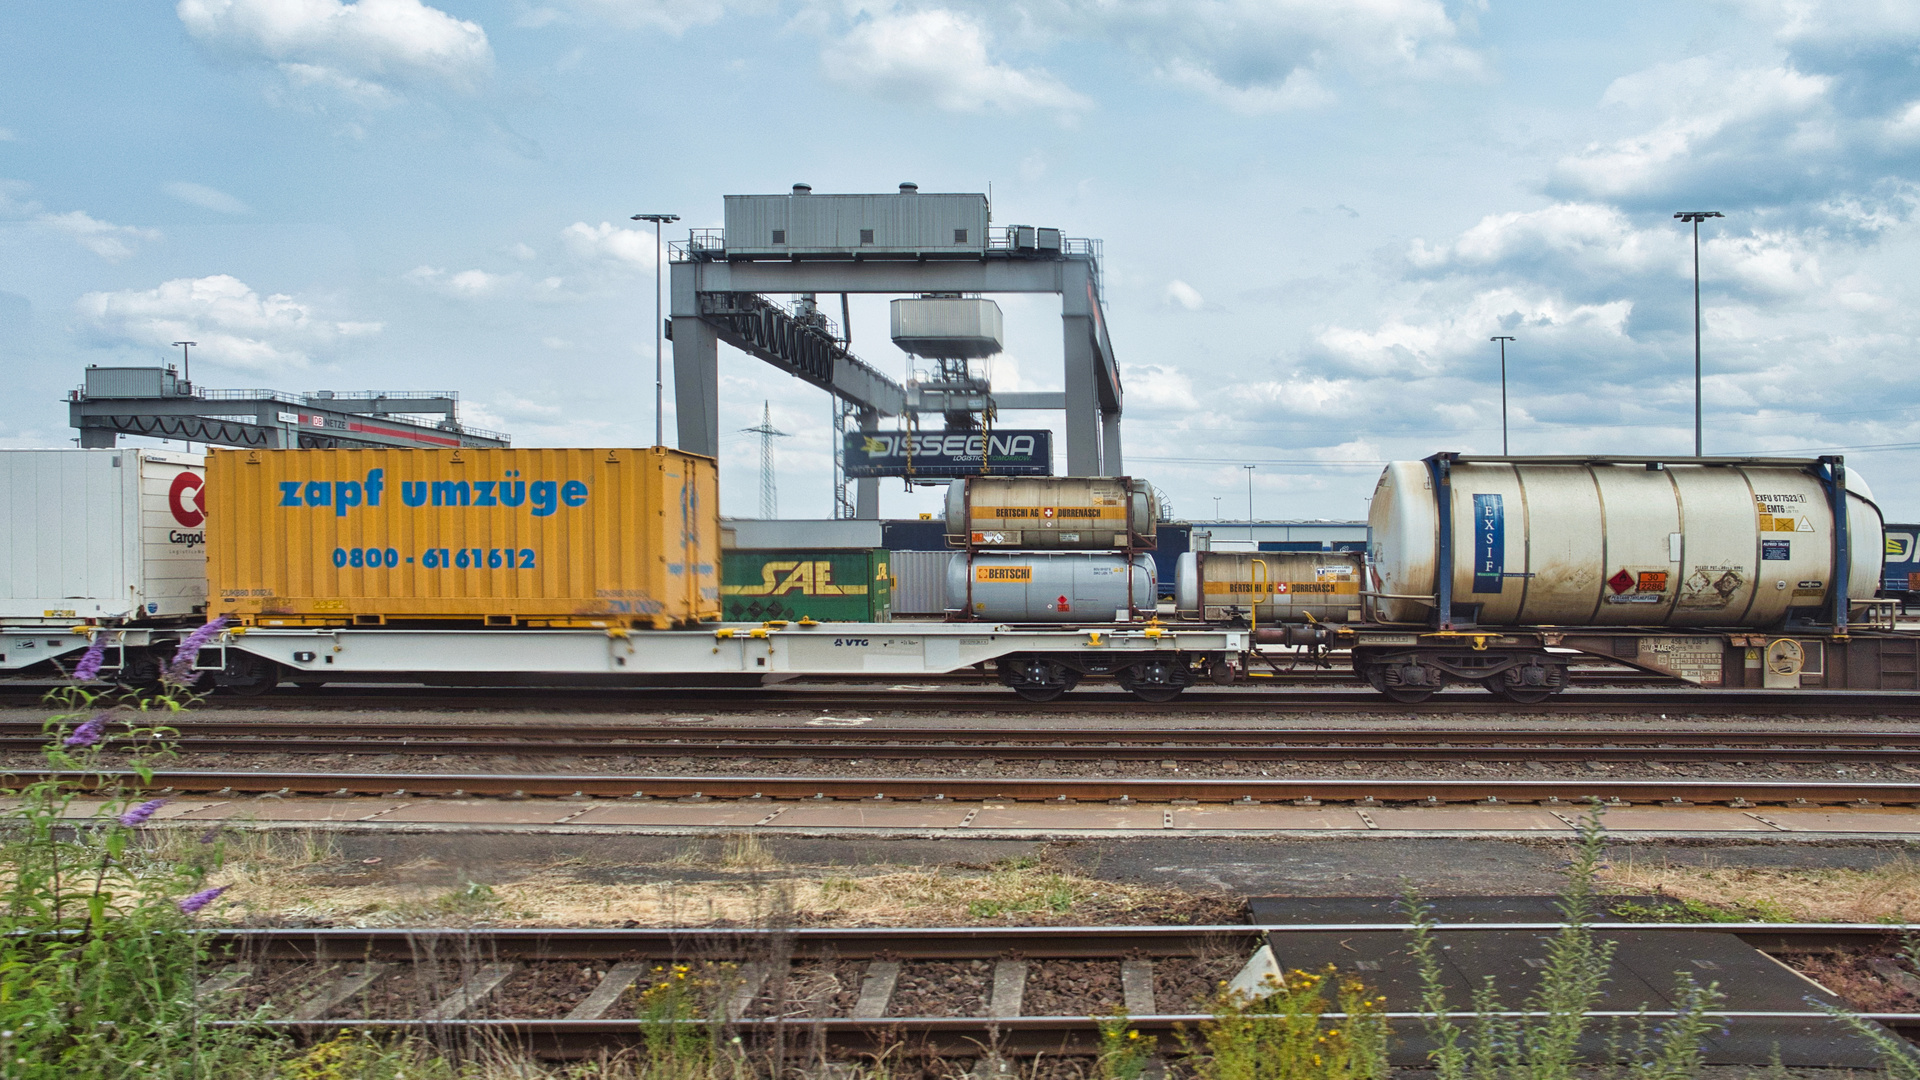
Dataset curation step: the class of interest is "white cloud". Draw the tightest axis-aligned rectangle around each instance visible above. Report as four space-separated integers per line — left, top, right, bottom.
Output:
405 265 566 298
39 211 163 263
77 275 379 373
560 220 658 266
1027 0 1482 111
1553 59 1832 204
176 0 493 101
822 9 1090 114
1408 202 1670 276
165 181 253 215
520 0 733 33
1165 279 1206 310
0 186 161 262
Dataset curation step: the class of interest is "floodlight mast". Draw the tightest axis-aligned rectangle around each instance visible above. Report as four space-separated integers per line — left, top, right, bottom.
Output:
632 212 681 446
1674 211 1723 457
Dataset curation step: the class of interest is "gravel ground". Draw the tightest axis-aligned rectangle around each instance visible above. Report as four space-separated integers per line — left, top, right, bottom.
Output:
488 961 606 1018
1021 959 1124 1017
1780 949 1920 1013
749 958 868 1019
890 959 993 1017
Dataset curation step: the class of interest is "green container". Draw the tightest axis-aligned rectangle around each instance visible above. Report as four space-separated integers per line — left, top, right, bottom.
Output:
720 548 891 623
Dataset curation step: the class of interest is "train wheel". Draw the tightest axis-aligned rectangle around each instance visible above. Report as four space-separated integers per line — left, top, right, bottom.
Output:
217 652 281 697
997 656 1080 703
1484 681 1555 704
1117 658 1191 703
1011 683 1070 703
1366 667 1436 704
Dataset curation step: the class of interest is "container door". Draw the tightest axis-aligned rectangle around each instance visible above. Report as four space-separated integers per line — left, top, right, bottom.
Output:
137 452 209 619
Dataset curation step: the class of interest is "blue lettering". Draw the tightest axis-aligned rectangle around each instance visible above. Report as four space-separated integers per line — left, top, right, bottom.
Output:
364 468 384 507
402 481 428 507
334 480 362 517
278 482 302 507
473 481 498 506
561 480 587 507
304 481 330 507
530 480 558 517
499 480 526 507
431 481 471 507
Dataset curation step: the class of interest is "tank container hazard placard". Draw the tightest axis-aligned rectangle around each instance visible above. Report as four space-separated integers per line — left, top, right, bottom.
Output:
1754 493 1816 533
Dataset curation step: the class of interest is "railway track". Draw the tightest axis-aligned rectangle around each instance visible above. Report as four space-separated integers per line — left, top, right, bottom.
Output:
193 923 1920 1058
27 767 1920 805
11 720 1920 765
5 684 1918 716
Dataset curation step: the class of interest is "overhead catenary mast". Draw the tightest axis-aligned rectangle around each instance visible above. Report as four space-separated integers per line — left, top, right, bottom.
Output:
740 400 790 518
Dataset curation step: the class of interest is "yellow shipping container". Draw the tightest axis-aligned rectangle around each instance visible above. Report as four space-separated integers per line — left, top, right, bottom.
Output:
206 447 720 628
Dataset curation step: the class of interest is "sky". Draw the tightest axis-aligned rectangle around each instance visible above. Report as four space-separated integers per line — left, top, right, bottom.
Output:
5 0 1920 523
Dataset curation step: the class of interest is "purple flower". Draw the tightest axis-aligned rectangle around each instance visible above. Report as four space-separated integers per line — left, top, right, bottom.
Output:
71 636 107 683
161 618 229 686
118 798 166 827
63 714 108 749
177 886 228 915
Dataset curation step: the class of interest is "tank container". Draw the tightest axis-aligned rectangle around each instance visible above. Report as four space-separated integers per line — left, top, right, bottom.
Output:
946 476 1157 550
946 552 1156 622
1174 551 1364 623
206 447 720 627
1368 459 1883 628
0 449 206 624
721 548 891 622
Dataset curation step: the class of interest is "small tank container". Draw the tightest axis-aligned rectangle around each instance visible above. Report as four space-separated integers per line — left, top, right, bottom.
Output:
1368 458 1883 628
946 552 1157 622
947 476 1156 550
1174 551 1364 623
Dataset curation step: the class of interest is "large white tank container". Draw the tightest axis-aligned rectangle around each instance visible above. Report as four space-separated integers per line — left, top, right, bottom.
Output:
1368 458 1883 628
946 476 1157 550
1174 551 1365 622
1 448 207 624
946 552 1157 622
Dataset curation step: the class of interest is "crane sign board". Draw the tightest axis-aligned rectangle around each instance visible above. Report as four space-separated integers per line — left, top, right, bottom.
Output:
843 430 1052 479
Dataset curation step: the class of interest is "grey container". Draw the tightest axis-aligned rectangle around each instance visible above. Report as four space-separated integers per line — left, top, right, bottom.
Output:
946 551 1157 622
723 190 989 256
889 550 954 616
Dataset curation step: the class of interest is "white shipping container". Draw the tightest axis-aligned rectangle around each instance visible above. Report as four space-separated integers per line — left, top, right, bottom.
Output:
1 449 207 624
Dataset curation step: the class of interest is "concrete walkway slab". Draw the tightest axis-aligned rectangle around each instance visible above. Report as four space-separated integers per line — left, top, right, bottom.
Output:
1363 807 1571 831
1171 806 1371 830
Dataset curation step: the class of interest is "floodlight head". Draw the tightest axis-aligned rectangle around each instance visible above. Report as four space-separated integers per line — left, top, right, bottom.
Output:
1674 211 1724 222
1491 335 1515 342
630 213 681 224
173 340 197 346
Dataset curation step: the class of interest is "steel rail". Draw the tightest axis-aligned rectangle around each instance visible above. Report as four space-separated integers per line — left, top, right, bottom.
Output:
220 1011 1920 1059
27 768 1920 805
199 922 1911 960
6 686 1917 716
11 720 1920 762
199 923 1920 1056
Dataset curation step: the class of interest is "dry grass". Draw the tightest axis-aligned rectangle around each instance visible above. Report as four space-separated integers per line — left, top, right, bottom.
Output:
182 836 1232 928
1601 853 1920 922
